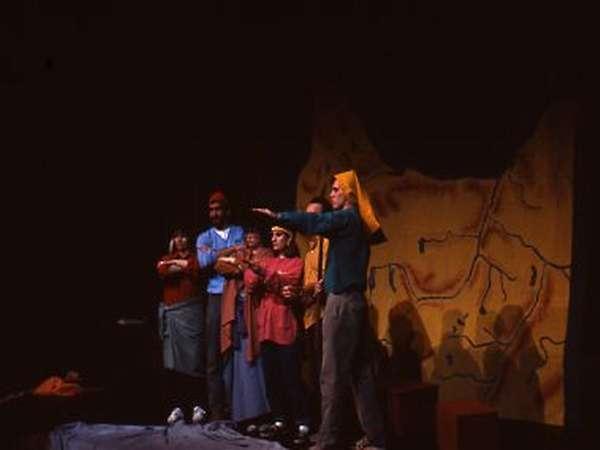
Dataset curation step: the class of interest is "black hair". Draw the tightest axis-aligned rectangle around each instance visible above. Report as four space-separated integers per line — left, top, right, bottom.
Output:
170 228 189 240
282 240 300 258
307 195 332 212
245 226 262 235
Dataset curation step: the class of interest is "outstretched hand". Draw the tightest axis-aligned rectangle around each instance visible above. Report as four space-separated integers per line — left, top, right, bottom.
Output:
252 208 276 219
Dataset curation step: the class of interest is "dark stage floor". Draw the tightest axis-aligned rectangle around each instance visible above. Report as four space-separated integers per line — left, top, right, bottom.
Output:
3 326 597 450
2 385 596 450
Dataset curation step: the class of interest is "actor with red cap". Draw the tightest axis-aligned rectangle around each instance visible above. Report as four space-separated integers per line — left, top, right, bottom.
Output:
196 191 245 420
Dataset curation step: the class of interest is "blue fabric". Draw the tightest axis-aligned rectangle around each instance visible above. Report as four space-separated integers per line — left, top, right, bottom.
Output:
229 291 270 422
231 336 271 422
158 297 204 377
49 421 287 450
196 226 245 294
279 207 369 294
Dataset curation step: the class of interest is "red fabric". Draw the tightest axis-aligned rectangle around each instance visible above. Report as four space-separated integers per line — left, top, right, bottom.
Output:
156 251 200 305
244 256 303 346
33 376 82 397
209 190 227 204
243 247 273 360
216 246 250 356
220 278 241 354
216 246 273 360
387 382 438 438
437 400 499 450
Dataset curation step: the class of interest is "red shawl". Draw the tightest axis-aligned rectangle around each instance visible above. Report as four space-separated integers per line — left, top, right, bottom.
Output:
215 246 272 361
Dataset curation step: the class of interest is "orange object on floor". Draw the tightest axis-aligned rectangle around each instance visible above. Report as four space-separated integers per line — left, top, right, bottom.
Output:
32 376 82 397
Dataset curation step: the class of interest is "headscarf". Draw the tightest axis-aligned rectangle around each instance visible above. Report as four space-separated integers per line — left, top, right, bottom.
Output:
333 170 381 236
271 225 298 257
271 225 294 243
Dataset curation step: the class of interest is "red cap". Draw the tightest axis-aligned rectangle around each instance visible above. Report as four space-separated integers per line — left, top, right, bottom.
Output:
208 190 227 205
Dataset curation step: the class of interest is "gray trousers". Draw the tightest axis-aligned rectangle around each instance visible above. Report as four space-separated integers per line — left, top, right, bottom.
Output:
319 291 385 448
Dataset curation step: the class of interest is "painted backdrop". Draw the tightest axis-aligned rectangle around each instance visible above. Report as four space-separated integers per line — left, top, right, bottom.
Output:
296 99 574 425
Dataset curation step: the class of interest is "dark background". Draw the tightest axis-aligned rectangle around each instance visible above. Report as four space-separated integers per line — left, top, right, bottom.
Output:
3 0 594 430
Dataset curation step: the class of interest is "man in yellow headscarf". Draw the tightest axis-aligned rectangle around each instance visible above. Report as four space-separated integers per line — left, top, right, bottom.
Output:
253 170 386 450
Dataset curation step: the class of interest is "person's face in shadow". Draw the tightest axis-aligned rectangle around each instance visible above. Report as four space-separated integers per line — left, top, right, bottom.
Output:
245 232 261 250
172 235 188 252
208 201 227 229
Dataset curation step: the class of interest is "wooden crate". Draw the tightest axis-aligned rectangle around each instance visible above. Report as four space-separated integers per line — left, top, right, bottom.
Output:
387 382 439 439
437 400 499 450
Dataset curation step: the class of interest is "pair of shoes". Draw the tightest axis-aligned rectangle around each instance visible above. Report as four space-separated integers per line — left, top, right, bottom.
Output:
258 419 286 440
353 435 386 450
258 423 272 439
166 405 208 425
258 422 277 440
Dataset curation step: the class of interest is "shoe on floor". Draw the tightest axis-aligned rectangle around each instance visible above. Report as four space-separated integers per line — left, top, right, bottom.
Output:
166 407 184 425
353 435 386 450
292 424 311 445
192 405 207 424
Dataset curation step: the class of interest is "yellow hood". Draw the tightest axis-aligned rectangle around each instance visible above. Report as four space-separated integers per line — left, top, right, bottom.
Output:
334 170 381 236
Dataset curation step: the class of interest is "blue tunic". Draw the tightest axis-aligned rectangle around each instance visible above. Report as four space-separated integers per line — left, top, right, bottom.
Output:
196 226 245 294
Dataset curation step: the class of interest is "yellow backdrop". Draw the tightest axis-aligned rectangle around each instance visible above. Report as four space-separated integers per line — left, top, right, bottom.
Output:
296 99 575 425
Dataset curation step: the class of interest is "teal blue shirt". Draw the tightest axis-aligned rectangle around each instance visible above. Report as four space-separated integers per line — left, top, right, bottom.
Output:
278 207 369 294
